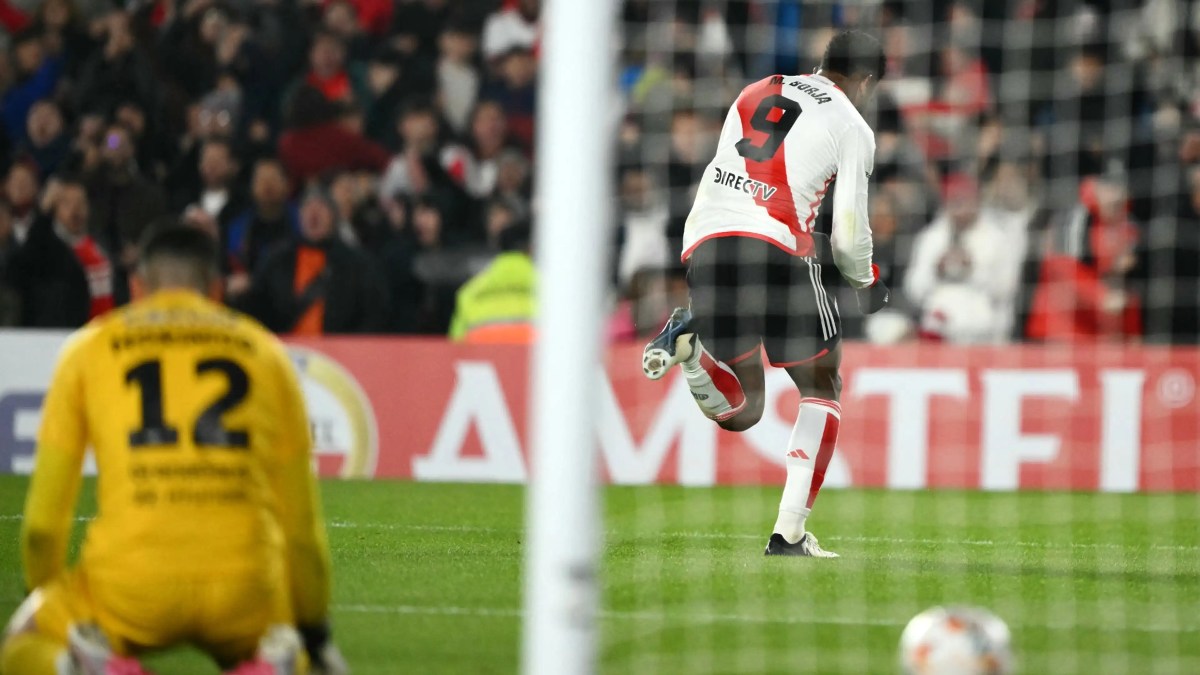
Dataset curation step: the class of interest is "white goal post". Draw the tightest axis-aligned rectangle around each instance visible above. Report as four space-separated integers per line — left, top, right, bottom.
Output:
521 1 618 674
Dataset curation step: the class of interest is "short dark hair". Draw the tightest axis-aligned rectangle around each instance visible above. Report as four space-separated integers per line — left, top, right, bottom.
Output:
820 30 886 81
139 225 220 279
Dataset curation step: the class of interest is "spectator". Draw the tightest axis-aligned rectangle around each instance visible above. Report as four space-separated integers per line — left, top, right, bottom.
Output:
48 178 113 319
226 157 299 277
377 195 460 333
482 0 538 63
83 122 167 305
2 181 89 328
437 21 481 135
363 48 437 141
939 43 991 117
18 99 70 178
377 99 471 213
665 109 709 253
244 187 389 334
904 174 1021 343
5 161 40 242
178 138 247 229
860 191 916 344
72 12 156 117
322 0 371 62
480 46 537 149
1027 173 1143 342
390 0 452 59
493 147 530 205
163 95 238 203
615 164 669 288
113 101 167 177
329 169 387 248
2 30 62 144
448 222 535 343
157 0 232 99
278 85 390 187
30 0 94 80
464 99 514 198
289 29 369 107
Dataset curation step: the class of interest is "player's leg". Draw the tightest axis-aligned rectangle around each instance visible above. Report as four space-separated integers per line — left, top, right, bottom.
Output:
643 238 767 429
642 306 764 426
1 591 70 675
762 253 843 557
766 346 842 557
1 575 150 675
201 570 307 674
217 626 304 675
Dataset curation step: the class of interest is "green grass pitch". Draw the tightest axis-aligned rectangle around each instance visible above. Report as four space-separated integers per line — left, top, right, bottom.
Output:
1 475 1198 674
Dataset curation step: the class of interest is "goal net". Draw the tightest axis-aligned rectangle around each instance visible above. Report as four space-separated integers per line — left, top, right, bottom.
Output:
576 1 1200 673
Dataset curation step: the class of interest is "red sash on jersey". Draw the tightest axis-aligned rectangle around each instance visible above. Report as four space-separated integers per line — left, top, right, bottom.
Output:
735 76 820 257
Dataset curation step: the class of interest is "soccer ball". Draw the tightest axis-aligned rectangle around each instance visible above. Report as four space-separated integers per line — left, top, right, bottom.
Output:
899 606 1013 675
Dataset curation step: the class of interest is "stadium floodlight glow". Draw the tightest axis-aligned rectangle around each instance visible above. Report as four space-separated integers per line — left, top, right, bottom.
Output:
520 1 617 674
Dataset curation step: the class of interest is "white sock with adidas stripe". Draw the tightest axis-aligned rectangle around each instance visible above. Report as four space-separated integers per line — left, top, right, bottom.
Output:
773 397 842 543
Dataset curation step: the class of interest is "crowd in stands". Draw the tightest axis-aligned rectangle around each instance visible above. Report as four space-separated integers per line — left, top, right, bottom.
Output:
0 0 1197 345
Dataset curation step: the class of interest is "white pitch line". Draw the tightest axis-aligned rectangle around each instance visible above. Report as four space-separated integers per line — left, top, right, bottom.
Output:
4 516 1197 553
332 603 1197 634
0 515 90 522
324 521 1200 553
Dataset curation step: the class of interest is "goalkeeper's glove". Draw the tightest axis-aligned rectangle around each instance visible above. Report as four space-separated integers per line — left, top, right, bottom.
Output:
855 264 890 315
299 622 350 675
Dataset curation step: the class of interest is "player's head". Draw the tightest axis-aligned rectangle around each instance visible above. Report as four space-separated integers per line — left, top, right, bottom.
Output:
133 224 222 300
818 30 886 109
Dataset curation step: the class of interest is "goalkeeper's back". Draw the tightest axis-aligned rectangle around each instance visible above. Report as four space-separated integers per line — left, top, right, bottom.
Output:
21 226 331 642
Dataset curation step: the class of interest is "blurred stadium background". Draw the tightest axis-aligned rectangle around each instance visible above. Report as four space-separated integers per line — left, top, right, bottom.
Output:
1 0 1199 673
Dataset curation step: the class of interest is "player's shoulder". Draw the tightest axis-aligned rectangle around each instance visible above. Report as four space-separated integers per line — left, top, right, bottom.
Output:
736 74 791 102
832 100 874 148
227 305 290 363
54 319 106 366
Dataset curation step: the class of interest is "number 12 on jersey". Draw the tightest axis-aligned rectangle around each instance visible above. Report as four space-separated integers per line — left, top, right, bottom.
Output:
126 358 250 450
735 94 802 162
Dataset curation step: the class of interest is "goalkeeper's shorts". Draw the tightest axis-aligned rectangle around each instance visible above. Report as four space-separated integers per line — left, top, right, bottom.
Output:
688 235 841 367
21 561 289 667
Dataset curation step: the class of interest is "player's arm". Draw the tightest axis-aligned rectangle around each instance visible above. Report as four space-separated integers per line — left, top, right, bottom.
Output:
830 123 888 313
21 332 91 590
267 343 332 625
265 342 348 672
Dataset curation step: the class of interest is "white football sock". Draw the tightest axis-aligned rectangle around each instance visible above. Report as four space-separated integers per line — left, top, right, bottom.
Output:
678 336 746 421
773 397 842 543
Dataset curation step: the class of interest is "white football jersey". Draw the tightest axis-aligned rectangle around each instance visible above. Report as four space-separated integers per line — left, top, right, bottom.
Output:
682 73 878 288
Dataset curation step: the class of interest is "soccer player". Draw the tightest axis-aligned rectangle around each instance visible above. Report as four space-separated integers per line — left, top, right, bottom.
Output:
0 226 347 674
642 30 890 557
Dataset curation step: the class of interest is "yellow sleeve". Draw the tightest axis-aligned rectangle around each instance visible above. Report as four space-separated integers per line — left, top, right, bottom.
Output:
267 341 332 625
448 279 473 341
448 299 466 341
22 332 90 590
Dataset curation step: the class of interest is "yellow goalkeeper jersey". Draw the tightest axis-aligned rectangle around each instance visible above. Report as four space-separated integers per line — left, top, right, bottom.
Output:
22 289 330 626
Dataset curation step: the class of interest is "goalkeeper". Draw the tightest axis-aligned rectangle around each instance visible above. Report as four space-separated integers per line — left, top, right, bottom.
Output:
1 226 347 674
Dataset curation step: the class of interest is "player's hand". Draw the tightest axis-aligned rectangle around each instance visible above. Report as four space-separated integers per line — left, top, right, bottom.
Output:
854 263 890 315
856 279 890 315
300 622 350 675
